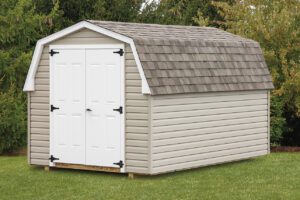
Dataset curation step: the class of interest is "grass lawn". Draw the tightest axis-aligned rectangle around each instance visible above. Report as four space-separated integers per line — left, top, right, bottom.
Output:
0 153 299 200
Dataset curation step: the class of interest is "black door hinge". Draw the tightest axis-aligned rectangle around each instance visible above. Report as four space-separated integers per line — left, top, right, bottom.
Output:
49 49 59 56
49 155 59 162
113 49 124 56
113 106 123 114
50 104 59 112
113 160 124 168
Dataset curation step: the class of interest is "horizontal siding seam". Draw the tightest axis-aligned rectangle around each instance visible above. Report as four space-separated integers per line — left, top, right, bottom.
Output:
153 147 268 168
153 90 267 100
153 126 267 140
152 139 268 160
151 150 267 174
153 132 265 148
153 111 267 127
152 97 268 107
153 119 268 134
153 132 268 146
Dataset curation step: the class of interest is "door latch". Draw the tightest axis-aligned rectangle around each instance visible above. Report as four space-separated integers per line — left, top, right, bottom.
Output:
49 155 59 162
113 106 123 114
113 160 124 168
50 105 59 112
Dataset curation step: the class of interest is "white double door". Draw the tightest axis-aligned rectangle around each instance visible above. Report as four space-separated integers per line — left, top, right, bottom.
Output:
50 47 123 167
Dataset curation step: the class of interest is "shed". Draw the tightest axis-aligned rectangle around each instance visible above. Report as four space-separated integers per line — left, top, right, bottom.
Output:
24 20 274 175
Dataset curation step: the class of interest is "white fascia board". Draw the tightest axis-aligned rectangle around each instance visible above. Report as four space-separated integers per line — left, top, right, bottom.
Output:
23 21 151 95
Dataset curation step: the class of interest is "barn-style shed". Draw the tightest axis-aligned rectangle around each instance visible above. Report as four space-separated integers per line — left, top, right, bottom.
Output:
24 20 273 175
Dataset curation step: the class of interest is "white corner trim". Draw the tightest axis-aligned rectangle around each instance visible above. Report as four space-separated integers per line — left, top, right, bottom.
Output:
23 21 151 94
129 40 151 94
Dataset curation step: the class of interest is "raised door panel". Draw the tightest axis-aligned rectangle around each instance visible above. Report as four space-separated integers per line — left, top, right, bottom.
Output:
51 49 86 165
85 49 122 167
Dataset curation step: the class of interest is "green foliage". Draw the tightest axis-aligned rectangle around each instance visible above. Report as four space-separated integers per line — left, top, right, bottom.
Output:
34 0 144 25
0 0 64 91
0 0 63 153
270 93 287 145
139 0 234 26
212 0 300 145
0 85 27 153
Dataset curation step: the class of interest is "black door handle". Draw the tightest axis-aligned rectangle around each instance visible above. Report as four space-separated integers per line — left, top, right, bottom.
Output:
113 106 123 114
86 108 92 111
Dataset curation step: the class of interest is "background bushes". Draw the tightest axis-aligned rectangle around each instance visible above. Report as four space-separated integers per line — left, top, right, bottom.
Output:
0 85 26 153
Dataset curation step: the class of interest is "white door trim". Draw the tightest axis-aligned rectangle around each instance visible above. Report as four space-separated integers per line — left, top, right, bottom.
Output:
49 44 126 172
50 44 124 49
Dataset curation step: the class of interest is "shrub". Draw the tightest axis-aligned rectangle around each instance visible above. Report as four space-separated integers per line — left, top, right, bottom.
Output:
0 85 27 153
270 94 287 145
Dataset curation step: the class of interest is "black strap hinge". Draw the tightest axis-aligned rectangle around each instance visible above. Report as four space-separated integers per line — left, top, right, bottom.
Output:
113 49 124 56
113 106 123 114
50 104 59 112
49 49 59 56
113 160 124 168
49 155 59 162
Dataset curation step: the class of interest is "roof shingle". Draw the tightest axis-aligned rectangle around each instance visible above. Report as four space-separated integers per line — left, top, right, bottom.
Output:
89 20 274 95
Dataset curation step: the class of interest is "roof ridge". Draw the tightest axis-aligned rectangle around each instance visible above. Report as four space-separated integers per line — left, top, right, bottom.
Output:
132 37 258 47
87 20 216 30
87 20 257 44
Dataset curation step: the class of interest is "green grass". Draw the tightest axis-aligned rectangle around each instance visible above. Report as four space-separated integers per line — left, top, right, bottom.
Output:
0 153 299 200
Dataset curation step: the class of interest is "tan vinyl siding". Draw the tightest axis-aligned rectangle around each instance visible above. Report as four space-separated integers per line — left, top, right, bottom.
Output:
30 79 49 165
29 29 150 173
267 90 271 153
29 47 50 165
27 93 31 164
150 90 269 174
124 44 150 174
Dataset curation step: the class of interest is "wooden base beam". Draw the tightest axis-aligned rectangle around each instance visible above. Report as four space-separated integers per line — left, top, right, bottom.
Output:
128 173 136 179
54 163 120 173
44 166 50 171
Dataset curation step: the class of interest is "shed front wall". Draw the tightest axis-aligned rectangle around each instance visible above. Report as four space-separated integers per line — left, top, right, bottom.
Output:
149 90 270 174
28 28 151 174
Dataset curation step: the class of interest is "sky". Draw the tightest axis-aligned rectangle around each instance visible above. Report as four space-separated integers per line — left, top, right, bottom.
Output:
141 0 160 10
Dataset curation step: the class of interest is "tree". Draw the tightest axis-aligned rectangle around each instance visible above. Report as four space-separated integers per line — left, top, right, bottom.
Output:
0 0 64 152
34 0 144 26
0 0 63 91
139 0 234 27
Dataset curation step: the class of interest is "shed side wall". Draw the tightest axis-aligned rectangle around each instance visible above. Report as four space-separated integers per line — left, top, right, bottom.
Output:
150 90 269 174
29 29 150 173
124 44 150 173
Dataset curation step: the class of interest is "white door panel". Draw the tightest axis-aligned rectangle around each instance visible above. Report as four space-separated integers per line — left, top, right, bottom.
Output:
51 49 86 165
85 49 122 167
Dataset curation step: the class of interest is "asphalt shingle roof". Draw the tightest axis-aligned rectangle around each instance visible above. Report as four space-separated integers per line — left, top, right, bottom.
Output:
89 20 274 95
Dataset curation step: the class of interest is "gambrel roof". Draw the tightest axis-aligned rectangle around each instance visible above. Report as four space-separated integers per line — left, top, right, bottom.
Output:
90 20 273 94
24 20 273 95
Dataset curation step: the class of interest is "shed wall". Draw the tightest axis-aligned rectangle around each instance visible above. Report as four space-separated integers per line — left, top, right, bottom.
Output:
29 29 150 173
150 90 269 174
